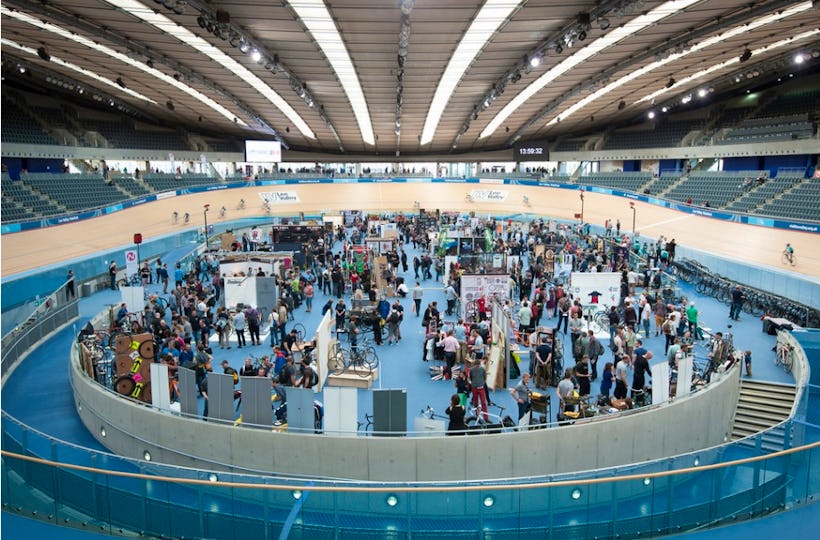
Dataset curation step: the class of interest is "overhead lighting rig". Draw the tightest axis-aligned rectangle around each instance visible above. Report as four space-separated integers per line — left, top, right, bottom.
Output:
395 2 414 144
454 0 624 145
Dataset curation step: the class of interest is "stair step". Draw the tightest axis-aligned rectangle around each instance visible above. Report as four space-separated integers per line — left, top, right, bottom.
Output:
733 418 784 432
740 386 797 399
736 400 793 414
740 382 796 396
735 409 789 425
736 394 794 410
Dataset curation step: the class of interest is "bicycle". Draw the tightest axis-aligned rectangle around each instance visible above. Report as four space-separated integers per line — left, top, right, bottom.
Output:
219 206 227 218
237 199 246 210
464 400 511 433
329 338 379 378
781 250 796 266
172 211 178 224
263 202 272 214
774 337 794 373
183 212 190 224
357 412 374 434
116 273 141 289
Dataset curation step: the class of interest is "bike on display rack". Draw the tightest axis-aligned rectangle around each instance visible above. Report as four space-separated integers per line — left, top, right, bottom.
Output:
329 337 379 378
464 400 513 433
774 335 795 373
116 273 142 288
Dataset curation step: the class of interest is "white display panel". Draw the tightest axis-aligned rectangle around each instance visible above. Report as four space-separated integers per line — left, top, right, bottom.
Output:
569 272 621 307
677 356 694 399
150 362 171 412
224 277 259 311
121 286 145 314
323 387 358 435
244 139 281 162
651 362 669 405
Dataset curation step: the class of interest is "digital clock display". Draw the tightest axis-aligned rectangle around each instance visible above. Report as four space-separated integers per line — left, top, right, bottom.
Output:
513 141 548 161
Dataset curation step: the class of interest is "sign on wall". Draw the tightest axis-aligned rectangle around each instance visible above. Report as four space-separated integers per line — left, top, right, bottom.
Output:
259 191 300 204
469 189 508 202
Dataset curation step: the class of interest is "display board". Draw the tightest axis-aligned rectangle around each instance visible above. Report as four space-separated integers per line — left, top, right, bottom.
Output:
207 372 235 422
240 376 274 427
224 276 278 316
459 274 510 319
569 272 621 307
112 331 154 404
120 286 145 314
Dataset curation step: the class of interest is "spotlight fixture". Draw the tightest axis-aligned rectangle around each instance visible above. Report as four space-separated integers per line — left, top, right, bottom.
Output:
197 15 206 29
250 49 262 62
661 106 668 112
238 39 250 54
529 54 542 68
647 110 656 119
37 46 51 62
146 59 154 69
697 88 708 98
666 78 675 88
739 48 752 63
166 100 175 110
17 64 26 74
794 52 805 64
173 72 180 81
578 30 587 41
617 100 625 110
598 17 610 30
116 77 126 88
554 43 563 54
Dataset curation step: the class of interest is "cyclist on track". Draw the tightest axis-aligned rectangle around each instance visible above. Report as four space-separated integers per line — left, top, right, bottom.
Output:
784 243 794 264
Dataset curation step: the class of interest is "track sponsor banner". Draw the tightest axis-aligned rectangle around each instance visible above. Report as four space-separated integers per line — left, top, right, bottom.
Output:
259 191 300 204
469 189 508 202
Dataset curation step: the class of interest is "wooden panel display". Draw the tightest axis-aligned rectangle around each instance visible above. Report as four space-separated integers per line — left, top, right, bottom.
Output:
112 332 155 404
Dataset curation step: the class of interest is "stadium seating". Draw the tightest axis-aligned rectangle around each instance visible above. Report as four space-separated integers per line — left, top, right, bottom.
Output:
663 171 766 208
756 179 820 222
577 172 652 192
141 173 223 191
724 174 804 214
1 97 59 145
21 173 129 212
644 172 683 196
602 120 703 150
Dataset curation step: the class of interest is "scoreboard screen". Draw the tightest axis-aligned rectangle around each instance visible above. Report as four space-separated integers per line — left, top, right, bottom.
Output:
513 141 549 161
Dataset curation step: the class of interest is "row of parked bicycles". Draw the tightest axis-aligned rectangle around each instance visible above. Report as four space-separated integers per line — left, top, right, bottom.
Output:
670 259 819 328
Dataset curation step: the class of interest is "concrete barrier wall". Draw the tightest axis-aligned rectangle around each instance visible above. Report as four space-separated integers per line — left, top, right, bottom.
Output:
72 352 740 482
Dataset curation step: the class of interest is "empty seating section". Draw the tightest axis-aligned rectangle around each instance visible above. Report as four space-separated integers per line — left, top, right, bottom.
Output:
554 139 585 152
756 180 820 222
22 173 128 212
113 176 151 197
645 172 682 195
578 172 651 192
90 122 189 150
206 140 241 152
29 106 72 129
664 171 766 208
1 197 37 222
724 175 803 214
141 173 222 191
602 121 703 149
758 89 820 118
1 179 63 219
722 112 814 144
1 98 58 145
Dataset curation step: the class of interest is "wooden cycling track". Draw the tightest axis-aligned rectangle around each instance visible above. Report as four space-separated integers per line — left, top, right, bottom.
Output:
2 183 818 280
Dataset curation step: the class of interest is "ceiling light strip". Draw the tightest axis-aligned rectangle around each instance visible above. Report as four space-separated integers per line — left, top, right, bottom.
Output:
546 1 813 127
104 0 314 138
479 0 700 139
420 0 521 145
1 6 243 125
2 38 156 103
637 28 820 105
289 0 375 146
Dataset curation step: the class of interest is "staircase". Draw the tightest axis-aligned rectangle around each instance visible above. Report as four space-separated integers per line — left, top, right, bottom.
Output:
731 379 796 451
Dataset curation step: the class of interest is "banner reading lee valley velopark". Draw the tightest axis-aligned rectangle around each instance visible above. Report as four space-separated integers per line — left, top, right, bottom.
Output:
259 191 300 204
469 189 508 202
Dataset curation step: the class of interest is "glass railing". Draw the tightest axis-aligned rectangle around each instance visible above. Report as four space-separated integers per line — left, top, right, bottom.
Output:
2 410 818 538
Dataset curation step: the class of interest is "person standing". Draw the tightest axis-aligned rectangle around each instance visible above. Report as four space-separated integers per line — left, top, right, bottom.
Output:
445 394 467 435
600 362 615 397
437 330 459 375
232 309 246 348
335 299 347 338
278 301 289 345
640 299 652 338
109 261 118 290
66 269 76 300
245 305 261 346
614 354 629 399
412 281 423 317
686 301 701 339
468 358 489 421
303 281 315 313
534 335 553 388
510 373 532 424
631 339 653 397
729 286 745 321
575 355 591 396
